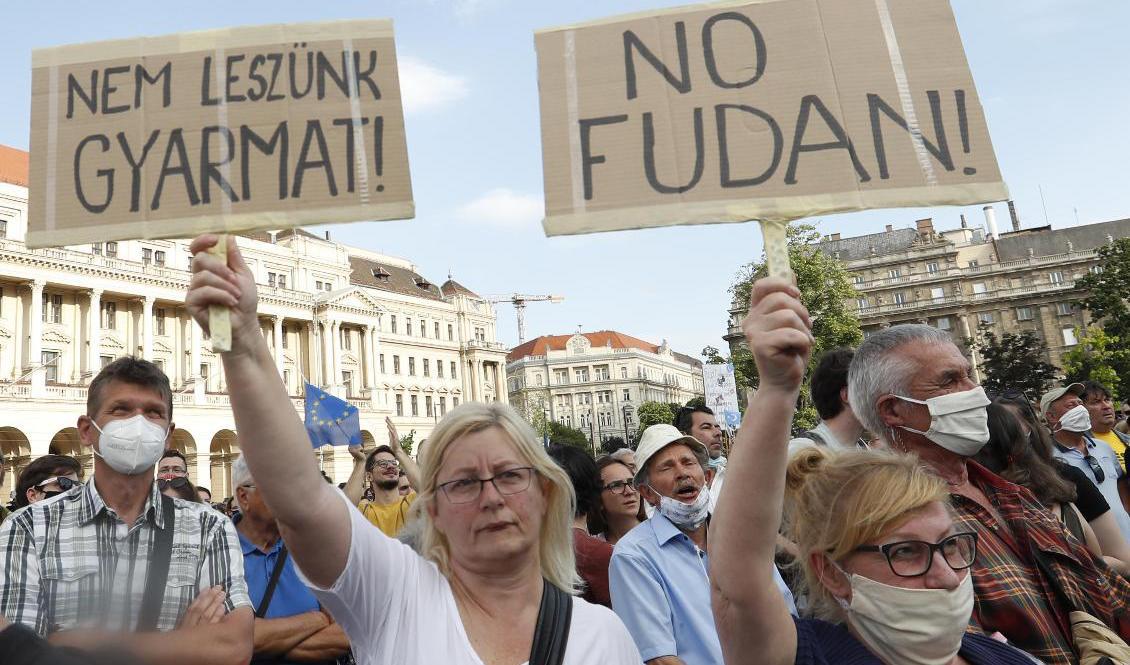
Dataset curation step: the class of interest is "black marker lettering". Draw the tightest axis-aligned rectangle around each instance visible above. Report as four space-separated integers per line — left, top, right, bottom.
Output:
73 134 113 213
116 129 161 212
578 115 629 200
623 22 691 100
785 94 871 185
643 107 705 194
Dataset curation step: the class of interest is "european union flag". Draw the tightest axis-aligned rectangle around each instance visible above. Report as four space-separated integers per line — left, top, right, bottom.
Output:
304 382 361 448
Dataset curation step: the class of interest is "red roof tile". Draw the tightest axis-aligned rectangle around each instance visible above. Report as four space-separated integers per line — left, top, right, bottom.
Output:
0 145 29 187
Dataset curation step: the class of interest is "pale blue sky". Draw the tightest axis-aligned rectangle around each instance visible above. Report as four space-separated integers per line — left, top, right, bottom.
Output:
2 1 1128 358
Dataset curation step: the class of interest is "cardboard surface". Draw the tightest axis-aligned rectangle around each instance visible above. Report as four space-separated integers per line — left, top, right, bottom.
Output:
535 0 1008 236
28 20 413 248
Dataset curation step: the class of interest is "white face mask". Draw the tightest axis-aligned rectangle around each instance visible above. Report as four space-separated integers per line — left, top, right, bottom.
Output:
652 485 711 531
1056 404 1093 433
835 568 974 665
92 414 168 476
894 386 991 456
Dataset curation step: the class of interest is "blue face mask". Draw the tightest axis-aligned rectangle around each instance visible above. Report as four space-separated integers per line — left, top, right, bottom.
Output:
651 486 711 531
707 455 727 471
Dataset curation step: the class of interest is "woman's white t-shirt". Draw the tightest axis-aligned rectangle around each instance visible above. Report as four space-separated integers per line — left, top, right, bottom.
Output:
296 492 643 665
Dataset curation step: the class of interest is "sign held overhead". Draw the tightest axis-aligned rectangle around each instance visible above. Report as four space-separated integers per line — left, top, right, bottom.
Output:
535 0 1008 236
28 19 413 249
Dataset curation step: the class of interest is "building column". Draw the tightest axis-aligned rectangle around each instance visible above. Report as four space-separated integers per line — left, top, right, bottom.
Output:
87 289 102 382
191 320 204 404
29 280 45 397
328 320 340 394
141 296 154 360
306 321 319 391
472 360 483 402
272 316 284 378
362 324 375 389
320 320 333 387
492 363 501 402
962 313 982 383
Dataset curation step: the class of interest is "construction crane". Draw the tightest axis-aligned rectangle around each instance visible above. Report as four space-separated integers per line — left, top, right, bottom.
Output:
483 294 564 345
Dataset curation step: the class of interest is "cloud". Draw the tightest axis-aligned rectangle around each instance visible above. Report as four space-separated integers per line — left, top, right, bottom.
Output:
398 57 468 114
456 189 544 228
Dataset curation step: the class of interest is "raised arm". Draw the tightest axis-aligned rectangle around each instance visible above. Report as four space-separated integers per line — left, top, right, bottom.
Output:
709 277 812 665
187 235 350 588
386 417 422 491
342 445 369 506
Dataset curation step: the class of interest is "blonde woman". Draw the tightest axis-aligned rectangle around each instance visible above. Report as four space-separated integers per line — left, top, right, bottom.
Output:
711 277 1034 665
185 235 640 665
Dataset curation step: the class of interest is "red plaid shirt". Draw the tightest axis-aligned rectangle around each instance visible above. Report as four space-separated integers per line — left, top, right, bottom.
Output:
953 461 1130 665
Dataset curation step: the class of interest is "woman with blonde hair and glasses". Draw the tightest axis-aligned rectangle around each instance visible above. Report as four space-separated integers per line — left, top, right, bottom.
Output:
185 235 640 665
711 277 1034 665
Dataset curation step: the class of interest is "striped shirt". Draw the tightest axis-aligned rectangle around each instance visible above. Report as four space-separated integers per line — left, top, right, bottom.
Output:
0 478 250 635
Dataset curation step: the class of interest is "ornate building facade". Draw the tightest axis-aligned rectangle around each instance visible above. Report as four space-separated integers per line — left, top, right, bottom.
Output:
0 145 508 501
723 205 1130 379
507 331 704 449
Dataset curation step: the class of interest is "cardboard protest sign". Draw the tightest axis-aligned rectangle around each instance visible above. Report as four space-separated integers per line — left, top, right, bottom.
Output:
703 363 741 430
535 0 1008 237
28 20 413 249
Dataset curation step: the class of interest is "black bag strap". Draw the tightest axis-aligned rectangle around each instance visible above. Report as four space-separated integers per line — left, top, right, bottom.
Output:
137 493 176 632
528 578 573 665
256 545 289 618
1061 502 1087 546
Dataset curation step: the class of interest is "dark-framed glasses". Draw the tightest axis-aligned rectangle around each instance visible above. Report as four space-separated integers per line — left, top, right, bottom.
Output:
854 532 977 578
437 467 537 504
158 477 192 491
602 479 637 496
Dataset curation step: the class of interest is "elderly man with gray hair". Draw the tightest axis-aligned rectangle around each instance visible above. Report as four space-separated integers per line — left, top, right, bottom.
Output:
230 455 350 664
848 324 1130 665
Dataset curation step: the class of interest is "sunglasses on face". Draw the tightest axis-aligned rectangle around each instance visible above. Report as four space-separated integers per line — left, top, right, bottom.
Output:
36 476 79 492
372 459 400 470
158 477 192 491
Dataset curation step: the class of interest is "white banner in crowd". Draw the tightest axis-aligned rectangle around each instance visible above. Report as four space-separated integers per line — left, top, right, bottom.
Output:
703 363 741 430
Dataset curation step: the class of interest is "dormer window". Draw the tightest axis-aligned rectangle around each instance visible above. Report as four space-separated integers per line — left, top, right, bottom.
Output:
371 267 391 281
415 278 431 289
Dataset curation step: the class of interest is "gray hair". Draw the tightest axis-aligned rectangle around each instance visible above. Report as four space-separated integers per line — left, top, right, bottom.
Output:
231 455 252 491
609 448 633 464
848 325 955 440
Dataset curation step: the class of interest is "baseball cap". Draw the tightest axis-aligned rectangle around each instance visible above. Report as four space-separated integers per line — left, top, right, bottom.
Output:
634 424 708 483
1039 382 1084 418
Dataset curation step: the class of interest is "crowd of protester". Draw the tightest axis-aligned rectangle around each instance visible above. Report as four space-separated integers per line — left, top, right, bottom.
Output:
1 235 1130 664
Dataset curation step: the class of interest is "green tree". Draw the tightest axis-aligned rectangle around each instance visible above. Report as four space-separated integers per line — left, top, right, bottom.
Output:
964 325 1059 398
1062 326 1128 399
602 436 627 454
636 401 675 438
399 429 416 456
1074 238 1130 397
510 388 553 441
548 421 592 452
726 223 863 430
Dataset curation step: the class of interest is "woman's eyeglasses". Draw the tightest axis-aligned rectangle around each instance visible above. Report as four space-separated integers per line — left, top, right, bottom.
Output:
437 467 536 504
854 532 977 578
601 480 637 496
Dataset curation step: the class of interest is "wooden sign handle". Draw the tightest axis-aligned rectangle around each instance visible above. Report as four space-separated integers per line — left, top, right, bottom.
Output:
760 220 793 280
206 235 232 352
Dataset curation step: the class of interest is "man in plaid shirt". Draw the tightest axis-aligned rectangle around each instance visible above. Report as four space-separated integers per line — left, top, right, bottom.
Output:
0 357 253 664
848 325 1130 665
